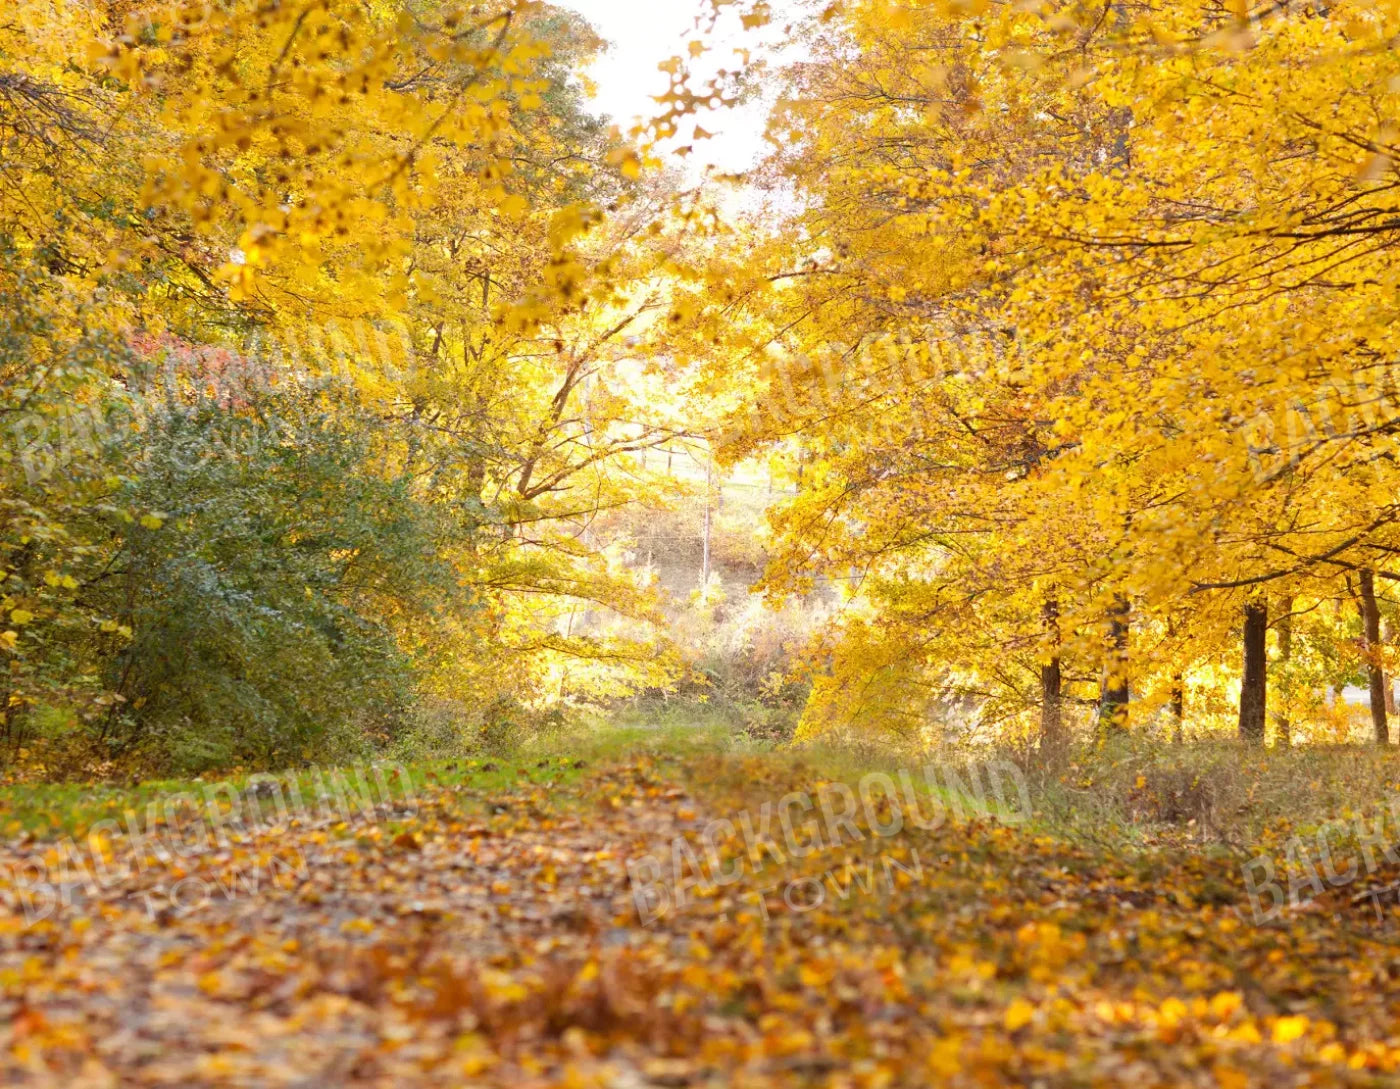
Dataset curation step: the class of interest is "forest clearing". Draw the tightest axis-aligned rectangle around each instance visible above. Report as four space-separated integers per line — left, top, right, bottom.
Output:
8 0 1400 1084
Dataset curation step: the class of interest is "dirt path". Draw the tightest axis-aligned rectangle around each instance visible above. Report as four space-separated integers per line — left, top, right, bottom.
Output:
1 753 1397 1087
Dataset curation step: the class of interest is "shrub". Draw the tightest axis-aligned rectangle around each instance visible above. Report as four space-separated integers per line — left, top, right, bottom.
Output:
8 377 473 775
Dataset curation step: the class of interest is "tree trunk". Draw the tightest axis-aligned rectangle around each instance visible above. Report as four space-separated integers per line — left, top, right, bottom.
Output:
1273 595 1293 747
1098 595 1130 734
1171 674 1185 743
1040 599 1063 750
1239 597 1268 745
1360 569 1389 745
1166 613 1184 742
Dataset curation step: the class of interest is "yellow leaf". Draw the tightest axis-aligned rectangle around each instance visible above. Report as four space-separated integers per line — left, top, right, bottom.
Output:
1272 1015 1308 1044
1004 997 1035 1032
608 147 643 180
1216 1065 1248 1089
1209 991 1244 1022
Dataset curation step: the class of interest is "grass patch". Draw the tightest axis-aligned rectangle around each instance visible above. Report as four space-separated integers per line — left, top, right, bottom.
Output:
13 716 1400 861
0 756 593 842
0 721 749 842
1027 734 1400 858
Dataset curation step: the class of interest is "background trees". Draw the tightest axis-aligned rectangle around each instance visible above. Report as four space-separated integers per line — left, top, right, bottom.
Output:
7 0 1400 770
686 0 1400 747
0 0 713 771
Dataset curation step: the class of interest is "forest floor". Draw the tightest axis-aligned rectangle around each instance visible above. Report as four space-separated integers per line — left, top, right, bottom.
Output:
2 731 1400 1087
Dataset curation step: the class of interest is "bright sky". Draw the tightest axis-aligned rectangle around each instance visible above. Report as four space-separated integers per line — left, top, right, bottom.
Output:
562 0 790 177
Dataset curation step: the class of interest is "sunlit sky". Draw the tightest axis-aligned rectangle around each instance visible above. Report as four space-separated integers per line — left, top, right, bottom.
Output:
562 0 793 176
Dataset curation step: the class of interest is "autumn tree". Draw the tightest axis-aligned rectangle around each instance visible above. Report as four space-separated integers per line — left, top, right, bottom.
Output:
0 0 751 767
691 0 1400 747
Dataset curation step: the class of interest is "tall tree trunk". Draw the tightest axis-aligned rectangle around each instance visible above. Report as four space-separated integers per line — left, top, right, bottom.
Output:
1360 569 1389 745
1098 594 1129 734
1273 595 1293 747
1040 599 1063 750
1239 597 1268 745
1166 613 1184 742
1171 674 1185 743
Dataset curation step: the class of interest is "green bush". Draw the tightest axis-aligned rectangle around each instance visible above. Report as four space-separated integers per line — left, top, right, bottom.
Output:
70 381 469 773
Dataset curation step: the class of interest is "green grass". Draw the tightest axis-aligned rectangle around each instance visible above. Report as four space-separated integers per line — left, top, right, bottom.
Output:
0 777 212 841
0 755 594 842
11 715 1400 858
0 718 1038 844
0 720 755 842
